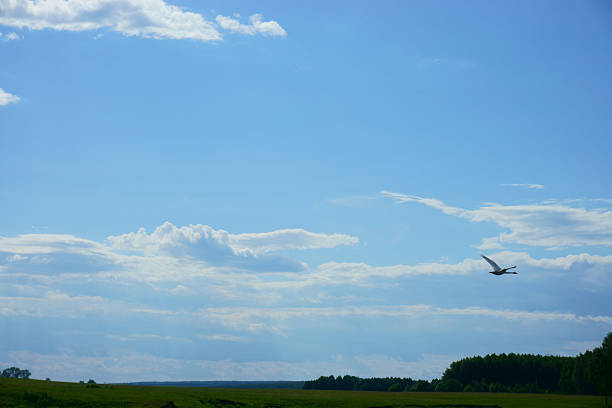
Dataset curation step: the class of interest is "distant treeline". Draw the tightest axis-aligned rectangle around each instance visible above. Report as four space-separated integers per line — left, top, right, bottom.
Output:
125 381 304 389
304 331 611 396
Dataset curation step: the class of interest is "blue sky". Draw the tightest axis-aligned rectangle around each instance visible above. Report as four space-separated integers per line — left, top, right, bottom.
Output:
1 0 612 382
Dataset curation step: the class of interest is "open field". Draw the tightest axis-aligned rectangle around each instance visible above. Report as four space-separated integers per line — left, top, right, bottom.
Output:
0 378 605 408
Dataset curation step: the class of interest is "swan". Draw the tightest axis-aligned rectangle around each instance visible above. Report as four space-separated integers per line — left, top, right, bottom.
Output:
481 254 517 275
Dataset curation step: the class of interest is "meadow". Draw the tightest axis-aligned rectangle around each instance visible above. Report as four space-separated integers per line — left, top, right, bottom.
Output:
0 378 604 408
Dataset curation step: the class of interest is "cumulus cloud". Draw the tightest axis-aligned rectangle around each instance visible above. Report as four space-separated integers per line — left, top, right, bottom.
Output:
0 87 20 105
0 222 359 278
382 190 612 249
0 1 286 41
108 221 358 257
215 13 286 37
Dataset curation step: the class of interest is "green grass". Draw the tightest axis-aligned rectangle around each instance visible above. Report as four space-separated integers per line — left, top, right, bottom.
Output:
0 378 605 408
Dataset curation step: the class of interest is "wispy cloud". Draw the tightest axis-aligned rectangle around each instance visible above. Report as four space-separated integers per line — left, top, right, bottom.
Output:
416 56 473 70
0 88 20 106
502 183 545 190
198 334 246 342
0 31 20 41
0 1 286 42
106 333 193 344
382 190 612 249
197 304 612 333
329 195 380 209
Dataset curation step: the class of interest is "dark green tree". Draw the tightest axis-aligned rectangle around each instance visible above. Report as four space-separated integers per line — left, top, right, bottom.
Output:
435 379 463 392
1 367 30 379
589 332 612 407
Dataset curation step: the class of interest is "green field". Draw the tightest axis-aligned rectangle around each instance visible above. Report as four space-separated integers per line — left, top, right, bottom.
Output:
0 378 604 408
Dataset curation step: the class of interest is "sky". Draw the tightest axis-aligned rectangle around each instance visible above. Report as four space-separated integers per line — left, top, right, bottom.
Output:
1 0 612 383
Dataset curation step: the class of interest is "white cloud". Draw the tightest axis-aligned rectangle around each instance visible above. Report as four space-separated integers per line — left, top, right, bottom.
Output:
0 31 20 40
0 222 359 283
108 221 358 257
0 1 286 41
0 87 20 105
215 13 286 37
0 233 111 256
0 0 221 41
164 284 195 296
3 226 611 292
382 190 612 249
107 222 249 258
277 252 612 289
502 183 545 190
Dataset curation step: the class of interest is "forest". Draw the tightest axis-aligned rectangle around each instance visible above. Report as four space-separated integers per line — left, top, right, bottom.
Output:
303 331 612 396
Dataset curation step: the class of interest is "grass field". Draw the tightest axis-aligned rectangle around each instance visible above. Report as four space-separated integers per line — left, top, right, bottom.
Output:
0 378 605 408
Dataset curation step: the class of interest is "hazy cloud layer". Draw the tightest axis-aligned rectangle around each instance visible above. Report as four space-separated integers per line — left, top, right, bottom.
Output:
382 190 612 249
0 87 20 105
3 287 610 329
1 223 611 381
0 0 285 41
197 304 612 334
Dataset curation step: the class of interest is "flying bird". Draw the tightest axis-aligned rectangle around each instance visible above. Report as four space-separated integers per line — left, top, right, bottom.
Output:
481 254 517 275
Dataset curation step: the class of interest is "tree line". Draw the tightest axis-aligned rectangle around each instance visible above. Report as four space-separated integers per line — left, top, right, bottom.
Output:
1 367 31 379
303 331 611 398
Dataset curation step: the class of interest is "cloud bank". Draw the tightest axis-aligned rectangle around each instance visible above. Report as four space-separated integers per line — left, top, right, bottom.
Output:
0 0 286 41
1 221 611 382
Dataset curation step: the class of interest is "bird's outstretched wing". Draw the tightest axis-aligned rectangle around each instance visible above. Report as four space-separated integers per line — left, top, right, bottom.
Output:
481 254 501 272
